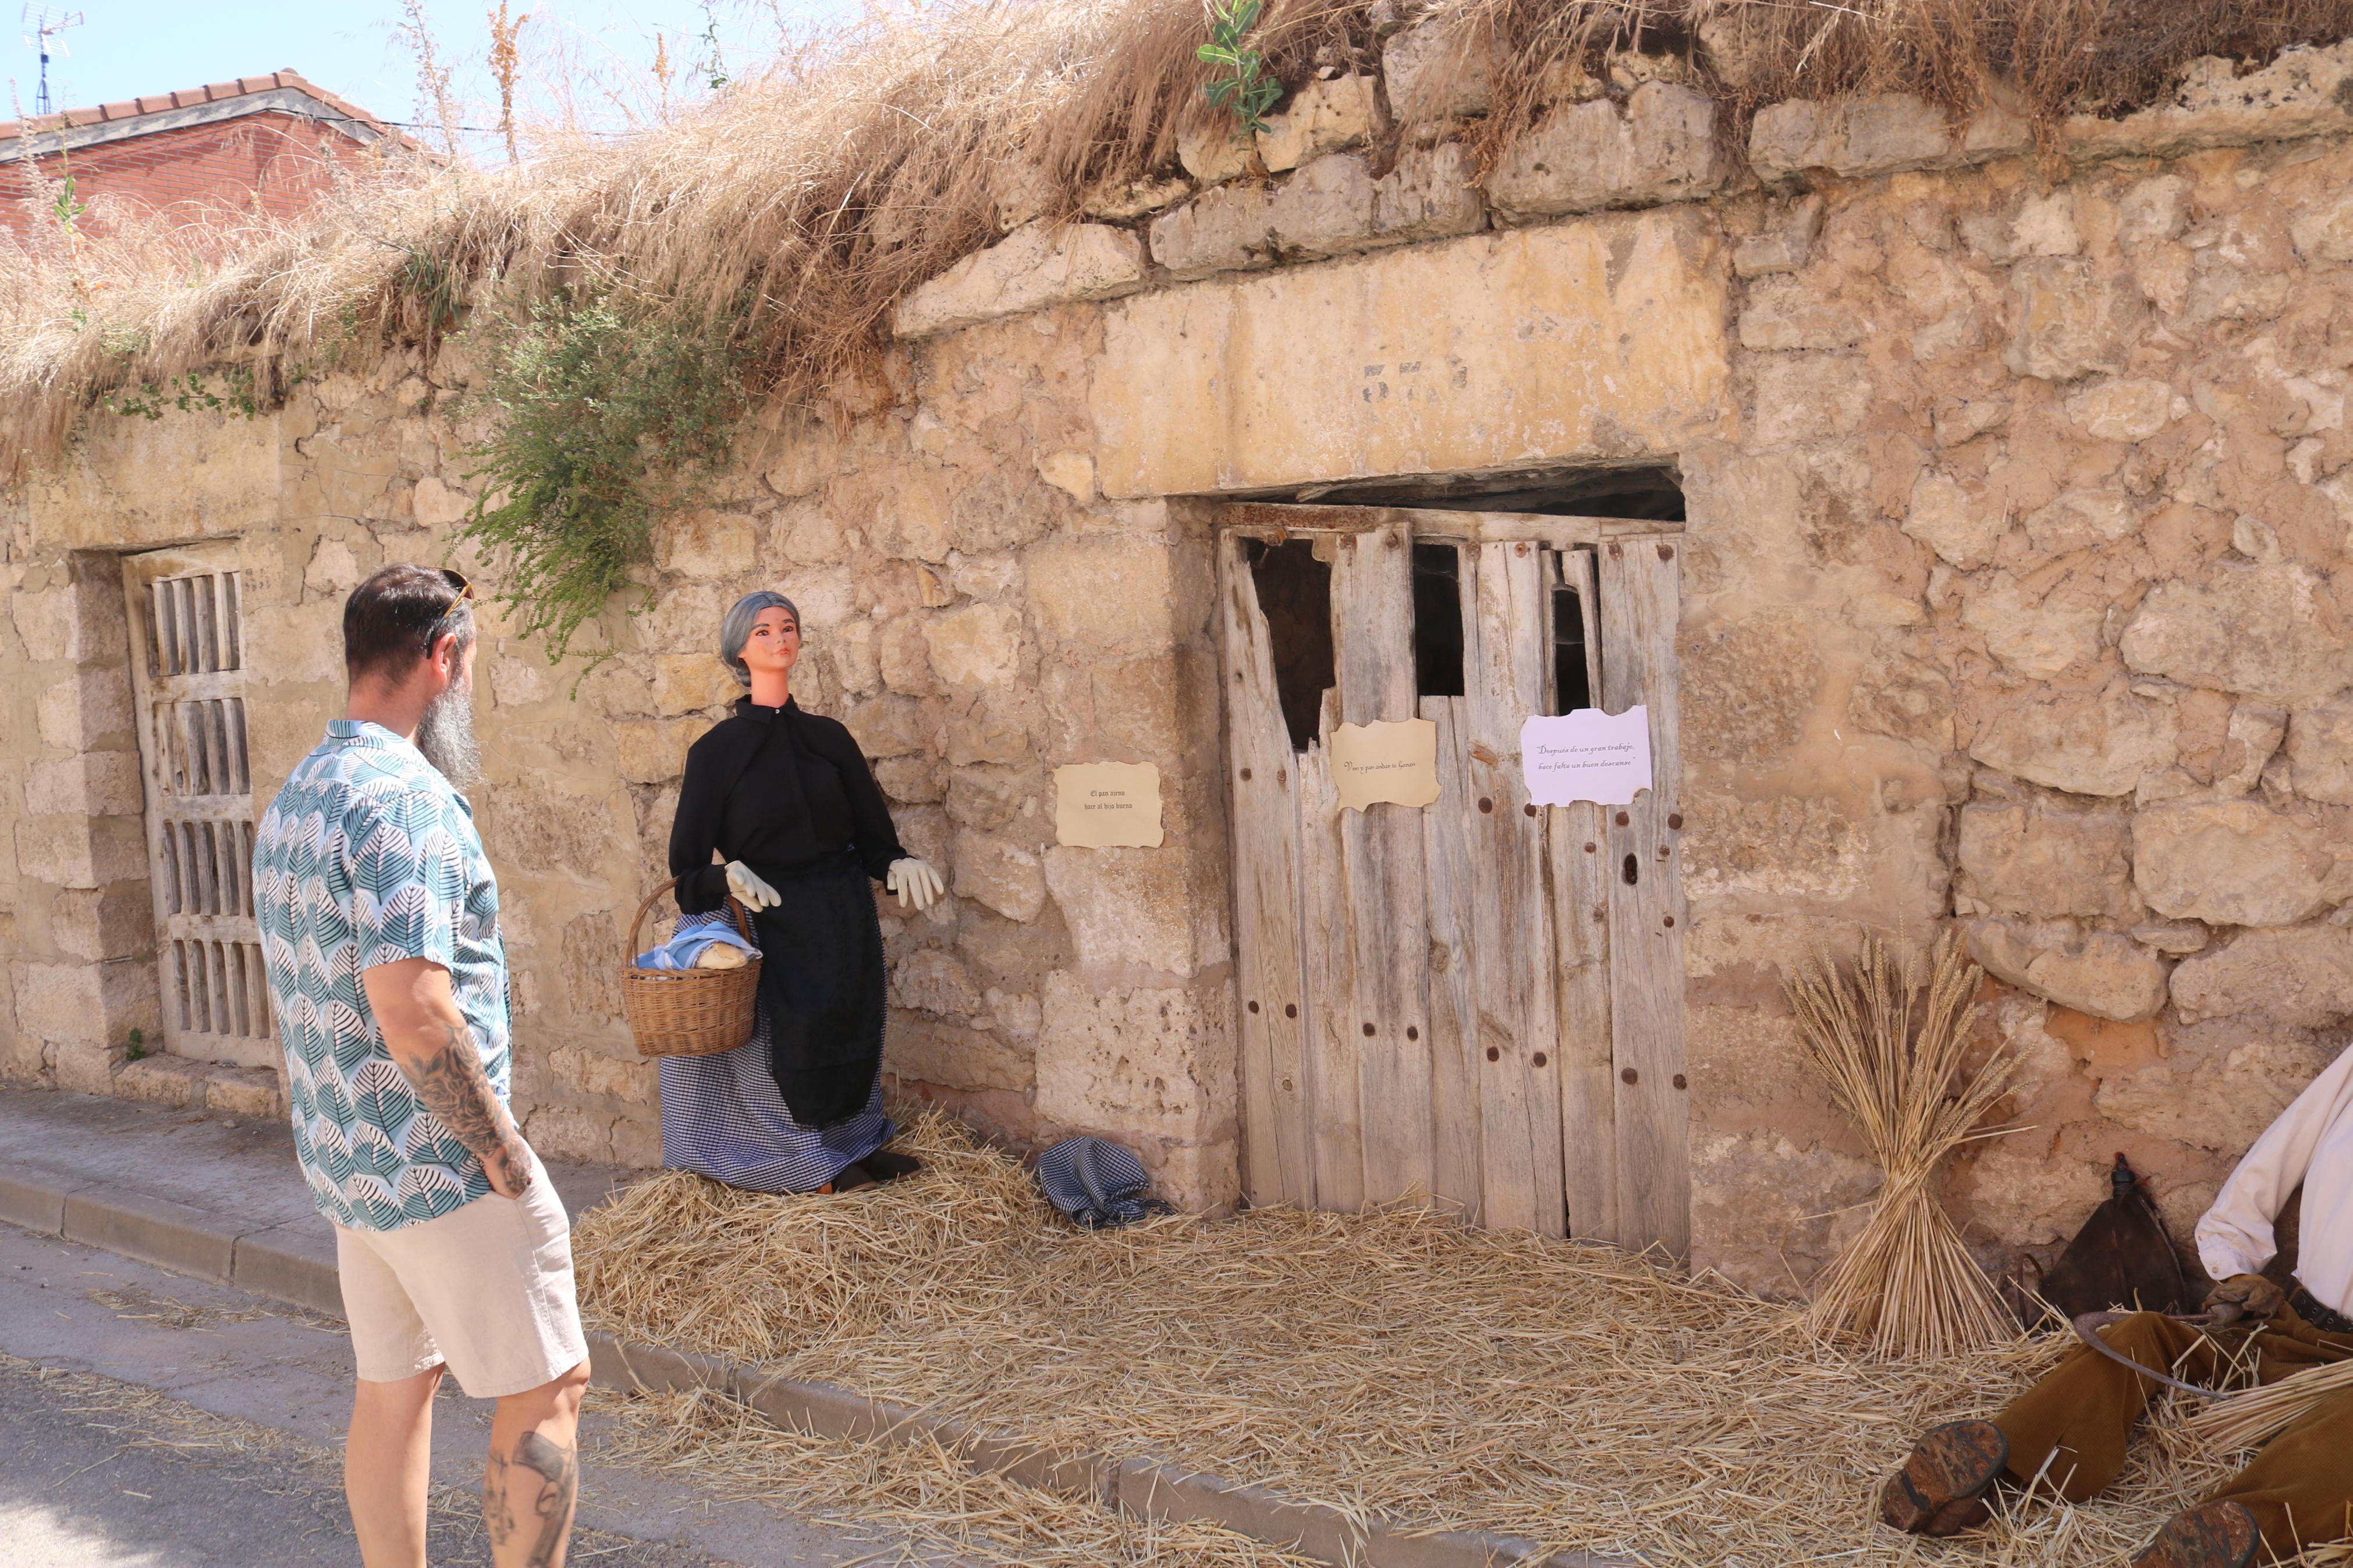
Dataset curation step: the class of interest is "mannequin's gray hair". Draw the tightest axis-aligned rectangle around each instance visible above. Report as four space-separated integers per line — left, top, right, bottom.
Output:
719 590 801 689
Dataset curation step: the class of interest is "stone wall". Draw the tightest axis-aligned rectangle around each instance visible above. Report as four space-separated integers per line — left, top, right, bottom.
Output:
3 27 2351 1294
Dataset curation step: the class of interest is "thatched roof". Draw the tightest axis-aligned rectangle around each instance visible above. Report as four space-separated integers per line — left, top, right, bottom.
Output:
5 0 2351 474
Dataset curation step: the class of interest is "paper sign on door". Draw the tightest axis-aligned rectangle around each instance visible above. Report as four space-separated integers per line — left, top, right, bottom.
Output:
1520 707 1653 806
1330 719 1442 811
1053 761 1165 847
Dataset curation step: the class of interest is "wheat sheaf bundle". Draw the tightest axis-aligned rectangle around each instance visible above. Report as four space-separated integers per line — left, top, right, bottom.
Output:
1783 929 2022 1360
2185 1356 2353 1453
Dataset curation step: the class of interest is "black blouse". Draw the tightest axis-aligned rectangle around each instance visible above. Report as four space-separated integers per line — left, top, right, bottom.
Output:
669 697 907 915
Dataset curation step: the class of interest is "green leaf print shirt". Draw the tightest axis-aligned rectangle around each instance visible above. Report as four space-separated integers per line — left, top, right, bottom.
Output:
252 720 512 1231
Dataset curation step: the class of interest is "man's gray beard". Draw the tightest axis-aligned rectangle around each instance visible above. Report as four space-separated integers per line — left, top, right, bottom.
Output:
415 680 483 787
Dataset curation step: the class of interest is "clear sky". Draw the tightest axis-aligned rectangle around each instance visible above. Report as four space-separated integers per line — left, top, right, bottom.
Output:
10 0 864 152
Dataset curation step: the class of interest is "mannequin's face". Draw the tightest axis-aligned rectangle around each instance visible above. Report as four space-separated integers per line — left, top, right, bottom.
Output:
741 606 801 679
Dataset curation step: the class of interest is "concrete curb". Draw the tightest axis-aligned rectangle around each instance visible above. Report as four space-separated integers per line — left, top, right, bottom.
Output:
2 1155 1609 1568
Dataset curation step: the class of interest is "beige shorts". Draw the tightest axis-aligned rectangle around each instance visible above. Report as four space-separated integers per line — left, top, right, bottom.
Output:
333 1161 589 1399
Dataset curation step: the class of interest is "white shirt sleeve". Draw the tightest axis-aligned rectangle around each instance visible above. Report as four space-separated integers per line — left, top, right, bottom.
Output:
2196 1046 2353 1283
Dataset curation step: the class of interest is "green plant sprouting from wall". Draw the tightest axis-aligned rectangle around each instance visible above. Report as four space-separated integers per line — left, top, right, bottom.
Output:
458 290 748 673
102 367 265 421
1198 0 1281 137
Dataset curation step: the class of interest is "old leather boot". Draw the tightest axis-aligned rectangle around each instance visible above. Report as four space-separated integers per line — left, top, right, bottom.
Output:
1880 1419 2009 1535
2130 1501 2259 1568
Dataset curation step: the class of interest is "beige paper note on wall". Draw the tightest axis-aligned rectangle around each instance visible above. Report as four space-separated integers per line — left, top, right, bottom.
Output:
1053 761 1166 847
1330 719 1442 811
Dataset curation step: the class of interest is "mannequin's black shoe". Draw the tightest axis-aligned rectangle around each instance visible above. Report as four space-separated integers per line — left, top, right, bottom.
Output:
862 1147 924 1182
829 1161 878 1192
1880 1420 2008 1536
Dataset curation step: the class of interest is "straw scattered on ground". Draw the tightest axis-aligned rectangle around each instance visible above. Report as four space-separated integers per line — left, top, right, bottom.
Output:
575 1108 2319 1567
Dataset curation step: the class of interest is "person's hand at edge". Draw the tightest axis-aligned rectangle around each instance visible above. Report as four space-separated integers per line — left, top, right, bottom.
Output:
886 858 945 912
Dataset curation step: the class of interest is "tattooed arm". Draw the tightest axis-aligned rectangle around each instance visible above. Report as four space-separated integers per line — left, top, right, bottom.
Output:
361 957 535 1198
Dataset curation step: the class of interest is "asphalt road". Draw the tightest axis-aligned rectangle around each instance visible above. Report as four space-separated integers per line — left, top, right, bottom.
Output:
0 1353 737 1567
0 1222 920 1568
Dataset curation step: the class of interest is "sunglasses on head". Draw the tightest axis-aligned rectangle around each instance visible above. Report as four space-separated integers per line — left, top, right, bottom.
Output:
433 567 474 616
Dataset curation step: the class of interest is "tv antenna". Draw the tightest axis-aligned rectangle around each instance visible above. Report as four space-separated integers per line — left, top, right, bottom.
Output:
22 6 83 117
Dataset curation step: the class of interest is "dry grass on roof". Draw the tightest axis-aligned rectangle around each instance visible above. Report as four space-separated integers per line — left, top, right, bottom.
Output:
6 0 2353 479
574 1107 2287 1568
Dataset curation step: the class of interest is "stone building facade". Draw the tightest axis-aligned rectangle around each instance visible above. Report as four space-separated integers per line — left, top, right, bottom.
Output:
4 24 2351 1297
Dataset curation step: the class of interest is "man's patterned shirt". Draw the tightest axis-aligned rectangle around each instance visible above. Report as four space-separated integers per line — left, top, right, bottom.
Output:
252 720 512 1232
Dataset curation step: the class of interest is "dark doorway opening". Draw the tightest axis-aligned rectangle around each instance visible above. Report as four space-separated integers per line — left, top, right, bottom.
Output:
1266 461 1686 522
1243 538 1335 752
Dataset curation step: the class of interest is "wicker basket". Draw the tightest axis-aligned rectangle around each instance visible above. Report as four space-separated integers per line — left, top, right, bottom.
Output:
621 876 762 1059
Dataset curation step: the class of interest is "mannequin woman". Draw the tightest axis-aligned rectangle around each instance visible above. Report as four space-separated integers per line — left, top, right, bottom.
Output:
661 590 945 1193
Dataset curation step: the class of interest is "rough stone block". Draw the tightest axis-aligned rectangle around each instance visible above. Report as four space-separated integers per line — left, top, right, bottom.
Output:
16 813 150 891
2064 377 2177 442
115 1054 210 1108
877 616 938 695
1969 682 2178 798
1960 573 2104 680
1081 174 1192 222
892 947 982 1018
10 575 127 664
51 1041 123 1095
952 829 1046 923
412 474 474 529
922 604 1023 691
36 667 133 751
1745 354 1871 446
1737 277 1869 352
23 751 145 817
2064 40 2353 162
1042 847 1195 976
2006 259 2141 383
2285 698 2353 806
1750 92 1948 180
611 719 701 785
2172 925 2353 1029
1150 154 1379 280
12 958 157 1047
1372 141 1485 245
2121 564 2353 709
1256 74 1379 172
843 695 939 760
205 1065 285 1118
1969 920 2169 1022
1025 538 1176 654
1383 15 1494 129
656 511 758 581
1035 972 1234 1142
1903 472 2007 570
2133 799 2340 927
1487 83 1724 221
1957 799 2139 920
49 884 156 963
651 653 739 716
884 1011 1032 1094
1177 121 1251 185
894 222 1147 339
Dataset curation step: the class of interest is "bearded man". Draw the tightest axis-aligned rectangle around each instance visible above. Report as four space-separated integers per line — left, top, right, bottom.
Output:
253 563 590 1568
1880 1046 2353 1568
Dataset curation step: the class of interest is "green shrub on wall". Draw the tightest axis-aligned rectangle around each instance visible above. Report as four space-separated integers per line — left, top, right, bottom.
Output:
459 291 748 671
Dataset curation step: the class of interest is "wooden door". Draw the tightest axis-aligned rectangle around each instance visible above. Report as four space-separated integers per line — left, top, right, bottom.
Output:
122 546 276 1070
1216 504 1688 1255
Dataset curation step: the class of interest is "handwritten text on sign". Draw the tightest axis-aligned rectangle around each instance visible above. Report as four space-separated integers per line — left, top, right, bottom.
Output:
1330 719 1442 811
1053 761 1166 848
1520 707 1653 806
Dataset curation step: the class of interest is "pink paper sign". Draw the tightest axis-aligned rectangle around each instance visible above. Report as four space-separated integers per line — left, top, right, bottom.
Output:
1520 707 1653 806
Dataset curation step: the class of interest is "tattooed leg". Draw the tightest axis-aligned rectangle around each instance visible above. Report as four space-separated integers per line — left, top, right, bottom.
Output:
486 1432 578 1568
487 1361 589 1568
396 1019 533 1196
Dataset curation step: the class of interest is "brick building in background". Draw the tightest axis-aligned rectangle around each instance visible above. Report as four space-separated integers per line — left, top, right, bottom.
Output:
0 70 414 246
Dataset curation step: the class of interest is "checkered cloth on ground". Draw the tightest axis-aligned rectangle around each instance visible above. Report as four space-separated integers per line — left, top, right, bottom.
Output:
1035 1136 1170 1229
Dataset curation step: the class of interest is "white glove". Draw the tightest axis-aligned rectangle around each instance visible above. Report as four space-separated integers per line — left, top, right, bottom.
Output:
886 857 944 913
725 860 779 911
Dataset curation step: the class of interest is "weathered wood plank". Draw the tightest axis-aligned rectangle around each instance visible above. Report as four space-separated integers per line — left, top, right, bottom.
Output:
1462 539 1567 1238
1418 696 1485 1221
1219 502 1684 549
1296 696 1364 1214
1599 535 1690 1258
1216 536 1315 1208
1329 524 1435 1208
1548 547 1617 1242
